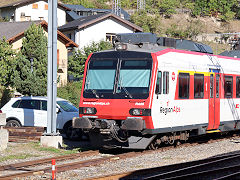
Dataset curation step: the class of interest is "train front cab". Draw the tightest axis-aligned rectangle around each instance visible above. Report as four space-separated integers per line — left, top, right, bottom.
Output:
73 50 159 149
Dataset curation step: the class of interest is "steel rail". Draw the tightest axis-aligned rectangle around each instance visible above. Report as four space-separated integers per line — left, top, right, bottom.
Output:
158 162 240 180
143 152 240 179
0 150 99 171
91 151 240 180
0 151 138 179
0 157 112 180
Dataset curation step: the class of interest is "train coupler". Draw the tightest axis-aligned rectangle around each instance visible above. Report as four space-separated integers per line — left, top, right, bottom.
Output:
121 118 144 131
72 117 92 129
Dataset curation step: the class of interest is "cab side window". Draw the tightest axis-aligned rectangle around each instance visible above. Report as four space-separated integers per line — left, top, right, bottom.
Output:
163 71 169 94
155 71 162 94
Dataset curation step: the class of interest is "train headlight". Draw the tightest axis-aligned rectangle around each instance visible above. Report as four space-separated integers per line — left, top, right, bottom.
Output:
129 108 151 116
80 107 97 115
116 43 127 50
133 109 142 115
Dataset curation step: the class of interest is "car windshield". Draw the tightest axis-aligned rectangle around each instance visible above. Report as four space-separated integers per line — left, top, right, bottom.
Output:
57 101 78 112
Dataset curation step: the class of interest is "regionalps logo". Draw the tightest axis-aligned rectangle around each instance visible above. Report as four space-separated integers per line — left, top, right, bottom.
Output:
160 106 181 115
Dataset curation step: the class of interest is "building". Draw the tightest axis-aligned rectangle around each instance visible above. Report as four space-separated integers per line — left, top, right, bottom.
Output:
58 12 143 50
0 0 69 26
64 4 130 22
0 20 78 86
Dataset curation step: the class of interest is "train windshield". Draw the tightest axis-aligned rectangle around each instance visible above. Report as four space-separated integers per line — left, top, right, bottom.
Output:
84 58 152 99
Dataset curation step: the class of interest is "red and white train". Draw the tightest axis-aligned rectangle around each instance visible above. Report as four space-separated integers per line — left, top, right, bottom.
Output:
73 33 240 149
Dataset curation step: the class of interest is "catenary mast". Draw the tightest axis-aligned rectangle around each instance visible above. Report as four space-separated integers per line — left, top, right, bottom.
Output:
112 0 121 16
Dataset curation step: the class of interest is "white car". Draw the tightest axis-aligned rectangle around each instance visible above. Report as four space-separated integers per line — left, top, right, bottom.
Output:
0 96 82 140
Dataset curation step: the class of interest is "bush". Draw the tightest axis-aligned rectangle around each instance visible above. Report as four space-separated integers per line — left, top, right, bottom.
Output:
57 81 82 107
131 11 161 34
68 41 112 79
165 20 203 40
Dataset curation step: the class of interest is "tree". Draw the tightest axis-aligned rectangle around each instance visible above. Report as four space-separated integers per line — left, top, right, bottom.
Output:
0 38 16 107
68 41 112 79
156 0 179 17
0 38 16 87
14 23 48 96
191 0 238 21
131 11 161 34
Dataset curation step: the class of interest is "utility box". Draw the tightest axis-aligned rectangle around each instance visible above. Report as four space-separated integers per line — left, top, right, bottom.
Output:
0 113 8 151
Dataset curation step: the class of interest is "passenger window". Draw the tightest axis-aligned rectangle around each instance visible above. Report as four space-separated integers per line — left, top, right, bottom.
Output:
224 76 233 98
179 73 189 99
210 74 214 98
155 71 162 94
216 75 219 98
18 100 40 110
12 100 21 108
236 77 240 98
194 74 204 98
41 100 47 111
163 71 169 94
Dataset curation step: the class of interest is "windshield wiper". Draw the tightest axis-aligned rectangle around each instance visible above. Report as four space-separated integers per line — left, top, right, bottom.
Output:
118 79 133 99
90 89 99 98
86 80 99 98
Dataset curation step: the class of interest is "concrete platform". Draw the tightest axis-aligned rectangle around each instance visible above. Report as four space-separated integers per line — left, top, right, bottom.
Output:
40 135 63 149
0 128 8 151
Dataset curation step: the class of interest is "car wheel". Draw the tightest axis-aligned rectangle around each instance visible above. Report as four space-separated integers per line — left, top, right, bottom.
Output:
6 120 21 127
64 121 83 141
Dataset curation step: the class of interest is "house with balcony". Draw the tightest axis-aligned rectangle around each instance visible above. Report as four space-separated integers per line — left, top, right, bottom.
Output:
58 12 143 50
0 0 69 26
63 4 130 22
0 20 78 86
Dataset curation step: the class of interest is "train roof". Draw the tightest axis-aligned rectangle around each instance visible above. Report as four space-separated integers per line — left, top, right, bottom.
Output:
219 50 240 58
113 33 213 54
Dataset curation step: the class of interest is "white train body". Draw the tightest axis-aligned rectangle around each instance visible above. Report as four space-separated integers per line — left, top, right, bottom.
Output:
151 49 240 134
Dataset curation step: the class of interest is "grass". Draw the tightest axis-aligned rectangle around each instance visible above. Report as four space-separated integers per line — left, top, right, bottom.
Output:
0 154 38 162
0 142 83 162
31 142 81 156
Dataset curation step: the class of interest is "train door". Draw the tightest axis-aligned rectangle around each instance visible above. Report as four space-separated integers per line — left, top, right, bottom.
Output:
208 69 220 130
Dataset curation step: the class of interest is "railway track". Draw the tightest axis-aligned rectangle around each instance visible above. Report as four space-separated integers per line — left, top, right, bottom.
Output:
1 131 240 179
0 150 99 179
92 151 240 180
0 150 142 179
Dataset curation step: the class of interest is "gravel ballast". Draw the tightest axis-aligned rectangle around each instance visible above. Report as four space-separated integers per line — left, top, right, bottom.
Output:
1 138 240 179
5 137 239 179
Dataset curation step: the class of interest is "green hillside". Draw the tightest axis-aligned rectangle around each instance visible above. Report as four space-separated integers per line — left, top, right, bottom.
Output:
61 0 240 22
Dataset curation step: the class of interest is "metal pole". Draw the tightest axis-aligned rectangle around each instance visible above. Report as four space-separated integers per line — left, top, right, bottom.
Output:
47 0 57 134
30 58 33 73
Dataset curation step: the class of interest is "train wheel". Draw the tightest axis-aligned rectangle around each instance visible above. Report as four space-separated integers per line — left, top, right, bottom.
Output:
148 141 158 150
